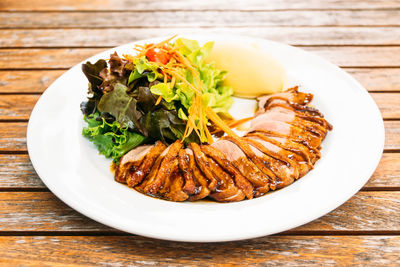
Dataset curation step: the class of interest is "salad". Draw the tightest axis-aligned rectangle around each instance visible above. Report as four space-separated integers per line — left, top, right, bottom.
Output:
80 36 236 162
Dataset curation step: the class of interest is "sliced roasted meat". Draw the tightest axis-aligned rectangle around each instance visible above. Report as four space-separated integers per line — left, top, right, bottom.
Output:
180 148 211 201
244 135 310 181
209 140 269 197
140 141 183 195
158 170 189 202
178 149 197 195
257 86 313 113
248 120 323 150
247 132 319 165
125 141 167 187
202 143 255 199
191 143 245 202
251 111 327 138
115 144 154 184
223 136 278 190
246 140 298 187
190 143 218 191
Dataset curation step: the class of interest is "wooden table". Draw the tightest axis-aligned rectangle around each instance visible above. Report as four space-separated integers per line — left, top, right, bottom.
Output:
1 0 400 265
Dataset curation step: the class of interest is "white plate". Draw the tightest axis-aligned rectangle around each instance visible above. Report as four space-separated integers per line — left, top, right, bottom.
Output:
27 35 384 242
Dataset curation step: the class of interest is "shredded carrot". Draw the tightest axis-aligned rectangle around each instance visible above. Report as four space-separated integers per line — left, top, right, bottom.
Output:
155 95 163 106
125 35 236 143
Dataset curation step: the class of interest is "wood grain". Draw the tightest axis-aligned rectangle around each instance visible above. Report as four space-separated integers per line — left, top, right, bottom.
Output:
3 28 400 47
0 122 27 151
370 93 400 119
0 155 43 188
0 191 399 232
2 11 400 29
1 0 399 11
1 68 399 93
0 152 399 189
346 68 400 92
1 235 400 266
2 47 400 69
0 93 397 120
1 121 399 152
0 71 63 93
0 94 39 120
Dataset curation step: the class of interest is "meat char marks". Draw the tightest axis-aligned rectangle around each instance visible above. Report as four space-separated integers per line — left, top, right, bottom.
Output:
114 87 332 202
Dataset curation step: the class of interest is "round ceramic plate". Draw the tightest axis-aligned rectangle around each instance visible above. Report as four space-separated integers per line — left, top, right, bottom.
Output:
27 35 384 242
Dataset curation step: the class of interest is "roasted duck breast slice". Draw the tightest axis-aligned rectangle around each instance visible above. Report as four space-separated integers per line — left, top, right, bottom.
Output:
257 86 313 113
210 140 269 197
141 141 183 195
222 136 278 189
247 132 318 165
125 141 167 187
158 167 189 202
251 111 326 138
135 151 164 194
246 140 298 188
191 143 245 202
178 149 197 195
190 143 218 191
202 143 255 199
244 135 310 181
115 144 154 184
181 148 211 201
248 120 323 150
266 105 332 130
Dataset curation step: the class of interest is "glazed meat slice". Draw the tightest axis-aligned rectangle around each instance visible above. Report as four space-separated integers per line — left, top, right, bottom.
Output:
257 86 313 113
244 135 310 182
222 136 279 189
158 166 189 202
179 148 210 201
246 140 299 187
267 104 332 131
209 140 269 197
202 143 255 199
189 143 218 191
247 132 319 165
114 144 154 184
191 143 245 202
125 141 167 187
140 141 183 195
251 110 327 139
248 119 323 150
178 149 197 195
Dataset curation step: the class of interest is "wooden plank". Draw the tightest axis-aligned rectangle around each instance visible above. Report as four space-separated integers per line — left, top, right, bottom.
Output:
2 47 400 69
0 191 399 232
0 155 44 188
346 68 400 92
1 0 399 11
365 153 400 188
0 122 27 151
370 93 400 119
0 70 63 93
2 28 400 47
1 153 399 189
0 95 39 120
2 11 400 29
0 93 397 120
1 236 400 266
0 121 399 152
2 69 399 94
385 121 400 150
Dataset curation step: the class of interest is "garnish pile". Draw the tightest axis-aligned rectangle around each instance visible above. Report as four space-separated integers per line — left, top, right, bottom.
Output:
80 37 236 162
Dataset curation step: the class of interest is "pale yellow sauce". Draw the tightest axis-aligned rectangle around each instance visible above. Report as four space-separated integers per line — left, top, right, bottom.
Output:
206 42 287 98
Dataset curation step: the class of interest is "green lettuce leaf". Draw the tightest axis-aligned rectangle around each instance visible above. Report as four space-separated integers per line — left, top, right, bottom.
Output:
82 112 146 162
